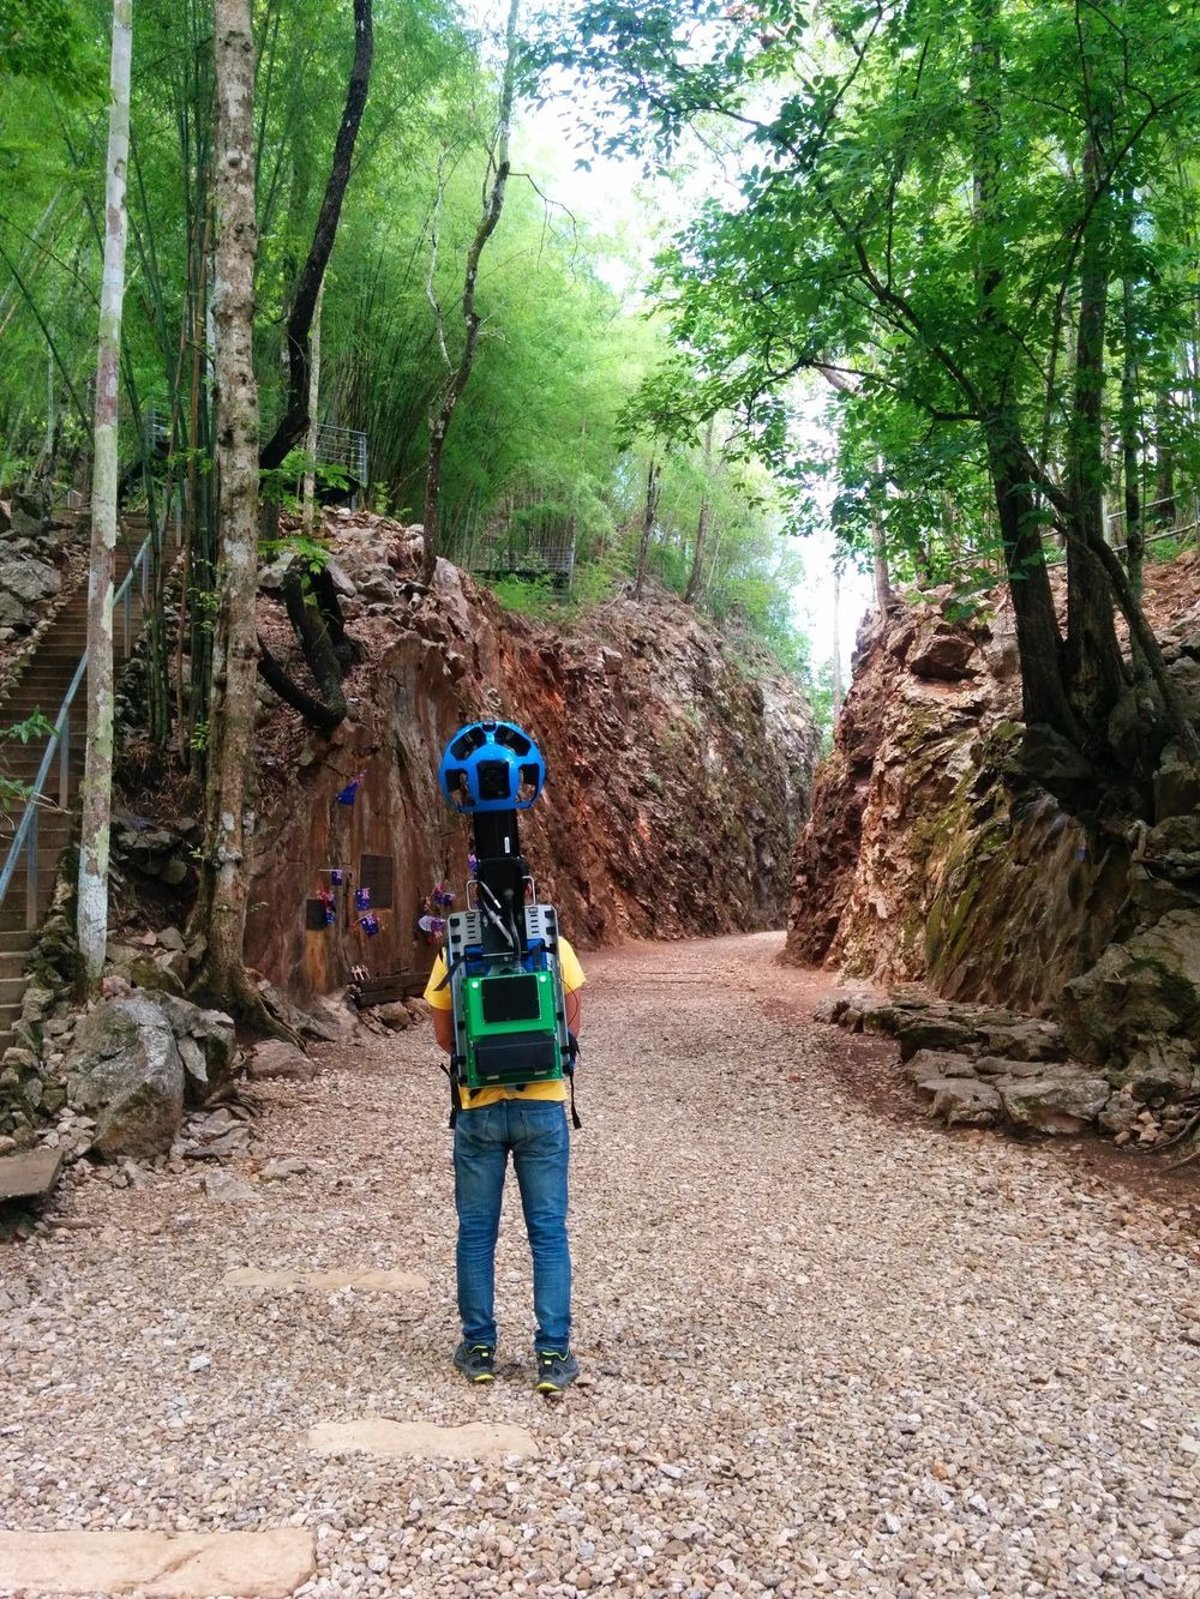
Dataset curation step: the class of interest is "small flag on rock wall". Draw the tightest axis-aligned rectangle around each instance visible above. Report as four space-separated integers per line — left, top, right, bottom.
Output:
335 772 365 806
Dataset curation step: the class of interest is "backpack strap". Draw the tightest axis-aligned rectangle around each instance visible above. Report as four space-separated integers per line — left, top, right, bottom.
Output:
565 1031 581 1131
440 1058 464 1128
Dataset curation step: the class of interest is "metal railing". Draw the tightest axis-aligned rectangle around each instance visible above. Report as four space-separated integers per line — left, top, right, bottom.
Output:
314 423 368 492
0 526 157 929
470 537 577 583
932 494 1199 591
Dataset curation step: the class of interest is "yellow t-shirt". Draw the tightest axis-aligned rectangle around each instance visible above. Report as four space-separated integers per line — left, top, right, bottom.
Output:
424 936 585 1110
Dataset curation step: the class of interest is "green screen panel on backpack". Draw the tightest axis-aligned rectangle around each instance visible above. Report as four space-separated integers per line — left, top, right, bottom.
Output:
460 968 565 1088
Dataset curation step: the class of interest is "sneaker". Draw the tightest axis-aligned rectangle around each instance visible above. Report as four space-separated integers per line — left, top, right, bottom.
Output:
453 1341 496 1383
535 1349 579 1393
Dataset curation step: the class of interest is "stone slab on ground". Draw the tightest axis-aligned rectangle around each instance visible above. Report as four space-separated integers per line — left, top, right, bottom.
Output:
225 1266 429 1293
0 1147 62 1203
307 1416 538 1460
0 1529 315 1598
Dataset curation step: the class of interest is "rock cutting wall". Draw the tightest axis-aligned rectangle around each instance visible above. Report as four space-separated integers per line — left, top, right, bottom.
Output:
785 581 1127 1008
786 551 1200 1091
245 512 819 999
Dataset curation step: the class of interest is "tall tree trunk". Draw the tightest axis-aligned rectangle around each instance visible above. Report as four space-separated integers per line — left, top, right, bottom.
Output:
44 338 56 474
258 0 373 472
194 0 268 1020
633 455 661 601
684 418 714 605
302 273 324 534
988 437 1083 740
1120 271 1144 604
1063 135 1123 736
971 0 1078 745
1153 392 1175 526
872 454 893 611
77 0 133 992
420 0 520 587
831 565 844 711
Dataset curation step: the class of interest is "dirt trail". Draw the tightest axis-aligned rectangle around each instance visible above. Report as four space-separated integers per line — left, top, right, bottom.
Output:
1 932 1198 1598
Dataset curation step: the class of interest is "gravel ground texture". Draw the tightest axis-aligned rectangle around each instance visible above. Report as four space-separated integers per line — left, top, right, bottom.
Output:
2 931 1199 1599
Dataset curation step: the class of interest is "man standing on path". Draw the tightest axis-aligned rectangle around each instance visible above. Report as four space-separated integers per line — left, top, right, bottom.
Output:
424 719 584 1393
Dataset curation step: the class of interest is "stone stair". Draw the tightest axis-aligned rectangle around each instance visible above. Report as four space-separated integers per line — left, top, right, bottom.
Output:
0 516 159 1053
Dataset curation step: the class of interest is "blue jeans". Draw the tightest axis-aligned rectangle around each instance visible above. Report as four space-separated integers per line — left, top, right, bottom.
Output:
454 1099 572 1352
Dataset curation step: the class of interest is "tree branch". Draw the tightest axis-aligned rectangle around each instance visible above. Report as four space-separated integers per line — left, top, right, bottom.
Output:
259 0 374 471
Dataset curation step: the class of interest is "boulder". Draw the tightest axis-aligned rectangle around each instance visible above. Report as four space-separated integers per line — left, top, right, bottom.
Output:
908 627 977 681
246 1039 317 1082
996 1070 1111 1135
930 1078 1003 1127
128 953 186 998
9 508 44 539
1125 1037 1200 1101
374 1002 413 1031
811 993 848 1025
0 558 60 605
894 1013 979 1061
976 1018 1065 1063
326 559 357 597
971 1054 1050 1080
1154 747 1200 823
1060 909 1200 1064
176 1035 209 1095
257 980 340 1042
903 1048 977 1087
154 994 236 1099
1098 1086 1139 1137
64 995 184 1160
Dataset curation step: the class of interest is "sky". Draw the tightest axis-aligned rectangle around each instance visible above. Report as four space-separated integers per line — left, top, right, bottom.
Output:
483 4 875 678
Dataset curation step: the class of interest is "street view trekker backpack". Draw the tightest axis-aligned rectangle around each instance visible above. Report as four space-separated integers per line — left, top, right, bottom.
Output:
435 720 579 1119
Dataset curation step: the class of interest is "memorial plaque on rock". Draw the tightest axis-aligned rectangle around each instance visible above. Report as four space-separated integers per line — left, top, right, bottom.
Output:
359 853 394 909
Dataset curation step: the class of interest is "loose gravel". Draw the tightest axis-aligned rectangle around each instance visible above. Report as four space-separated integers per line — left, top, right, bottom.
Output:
2 931 1198 1599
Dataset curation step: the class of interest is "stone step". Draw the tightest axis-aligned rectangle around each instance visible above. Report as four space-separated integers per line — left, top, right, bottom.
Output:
0 1529 316 1599
0 930 34 954
0 531 170 944
0 1147 62 1202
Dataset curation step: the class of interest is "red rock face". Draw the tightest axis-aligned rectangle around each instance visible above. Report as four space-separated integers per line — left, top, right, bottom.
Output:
786 596 1021 974
245 516 819 998
785 552 1200 1014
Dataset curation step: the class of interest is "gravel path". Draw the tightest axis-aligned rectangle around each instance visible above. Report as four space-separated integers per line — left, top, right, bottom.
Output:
2 931 1199 1599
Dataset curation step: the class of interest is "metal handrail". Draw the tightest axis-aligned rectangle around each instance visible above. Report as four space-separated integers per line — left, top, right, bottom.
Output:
1045 518 1199 567
0 526 156 929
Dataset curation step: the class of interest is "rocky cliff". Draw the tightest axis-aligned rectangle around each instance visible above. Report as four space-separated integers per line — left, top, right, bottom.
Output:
245 511 819 999
786 551 1200 1100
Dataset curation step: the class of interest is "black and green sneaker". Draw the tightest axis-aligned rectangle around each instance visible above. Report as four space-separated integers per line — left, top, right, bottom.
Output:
535 1349 579 1393
453 1341 496 1384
